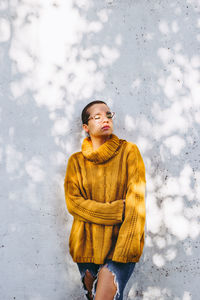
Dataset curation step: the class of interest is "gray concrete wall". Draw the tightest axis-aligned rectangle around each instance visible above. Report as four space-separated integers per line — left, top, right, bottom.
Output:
1 0 200 299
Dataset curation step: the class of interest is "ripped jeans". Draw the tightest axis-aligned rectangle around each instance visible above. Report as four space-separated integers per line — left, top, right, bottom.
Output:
77 260 136 300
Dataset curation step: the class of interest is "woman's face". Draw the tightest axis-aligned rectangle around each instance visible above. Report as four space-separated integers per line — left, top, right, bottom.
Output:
82 103 114 138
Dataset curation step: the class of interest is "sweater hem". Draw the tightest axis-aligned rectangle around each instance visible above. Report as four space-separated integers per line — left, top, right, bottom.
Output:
72 257 105 264
112 256 140 263
72 256 140 264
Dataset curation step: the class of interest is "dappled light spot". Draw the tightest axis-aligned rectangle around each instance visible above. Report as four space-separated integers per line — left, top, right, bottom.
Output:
9 192 16 201
157 45 200 116
165 248 177 261
174 6 182 15
157 47 172 63
10 46 35 74
146 195 162 234
115 34 122 45
163 135 186 155
159 20 170 34
163 197 190 240
131 78 141 89
6 144 23 174
143 286 171 300
197 34 200 41
65 142 72 153
54 136 74 154
185 206 200 220
9 8 37 73
190 55 200 68
99 45 120 67
137 136 153 152
9 1 113 110
10 223 18 232
25 156 45 182
194 171 200 198
11 77 32 99
64 57 104 99
174 42 182 52
163 76 182 98
190 85 200 106
0 0 7 10
135 116 153 138
80 46 99 59
145 170 156 193
145 32 154 41
170 65 182 80
74 0 92 10
124 114 135 132
152 102 188 139
161 178 180 198
38 2 87 61
0 18 10 42
171 20 179 33
179 165 194 200
184 245 193 256
188 0 200 7
23 181 41 209
49 151 66 166
9 127 15 138
182 291 192 300
154 237 166 249
184 68 199 90
34 85 66 111
66 59 104 99
87 21 103 32
153 253 165 267
145 235 153 247
51 118 69 136
175 53 187 66
188 220 200 239
97 9 109 23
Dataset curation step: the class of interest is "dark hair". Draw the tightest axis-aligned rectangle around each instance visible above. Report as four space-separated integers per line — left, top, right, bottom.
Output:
81 100 107 124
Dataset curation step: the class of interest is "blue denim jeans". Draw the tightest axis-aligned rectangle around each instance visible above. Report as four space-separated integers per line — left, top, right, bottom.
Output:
77 260 136 300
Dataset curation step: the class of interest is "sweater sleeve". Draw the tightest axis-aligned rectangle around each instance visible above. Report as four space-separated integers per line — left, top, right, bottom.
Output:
112 144 146 262
64 155 124 225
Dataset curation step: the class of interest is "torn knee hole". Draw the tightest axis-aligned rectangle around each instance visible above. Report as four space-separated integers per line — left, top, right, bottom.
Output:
100 266 119 299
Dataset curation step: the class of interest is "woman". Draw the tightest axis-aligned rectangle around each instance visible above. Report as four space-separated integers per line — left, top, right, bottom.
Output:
64 100 146 300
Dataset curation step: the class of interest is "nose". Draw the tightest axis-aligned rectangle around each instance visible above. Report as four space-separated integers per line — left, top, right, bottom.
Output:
102 116 110 123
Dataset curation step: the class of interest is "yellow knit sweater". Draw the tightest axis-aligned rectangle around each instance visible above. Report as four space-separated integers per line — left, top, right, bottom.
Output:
64 134 146 264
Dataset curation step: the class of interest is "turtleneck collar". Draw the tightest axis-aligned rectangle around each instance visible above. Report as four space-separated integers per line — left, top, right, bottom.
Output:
81 134 124 164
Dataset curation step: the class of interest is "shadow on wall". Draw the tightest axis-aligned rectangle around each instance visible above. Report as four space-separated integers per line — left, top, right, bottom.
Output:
0 0 200 299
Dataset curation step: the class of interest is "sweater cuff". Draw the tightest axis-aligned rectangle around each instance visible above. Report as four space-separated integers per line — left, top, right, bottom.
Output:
113 200 124 222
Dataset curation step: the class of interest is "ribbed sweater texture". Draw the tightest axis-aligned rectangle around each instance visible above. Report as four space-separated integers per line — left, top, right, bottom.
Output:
64 134 146 264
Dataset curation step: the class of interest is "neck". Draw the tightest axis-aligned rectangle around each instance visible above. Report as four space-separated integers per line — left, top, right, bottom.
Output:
90 135 112 151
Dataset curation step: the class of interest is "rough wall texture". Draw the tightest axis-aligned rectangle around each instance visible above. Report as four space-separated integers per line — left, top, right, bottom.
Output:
0 0 200 299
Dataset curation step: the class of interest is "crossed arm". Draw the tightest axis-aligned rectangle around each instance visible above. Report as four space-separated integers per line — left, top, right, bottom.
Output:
64 156 124 225
64 145 145 232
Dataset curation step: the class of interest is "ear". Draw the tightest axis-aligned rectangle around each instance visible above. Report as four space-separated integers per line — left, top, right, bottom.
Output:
82 124 89 133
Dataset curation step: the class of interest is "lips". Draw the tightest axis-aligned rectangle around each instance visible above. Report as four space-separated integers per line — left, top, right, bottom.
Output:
102 126 110 130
